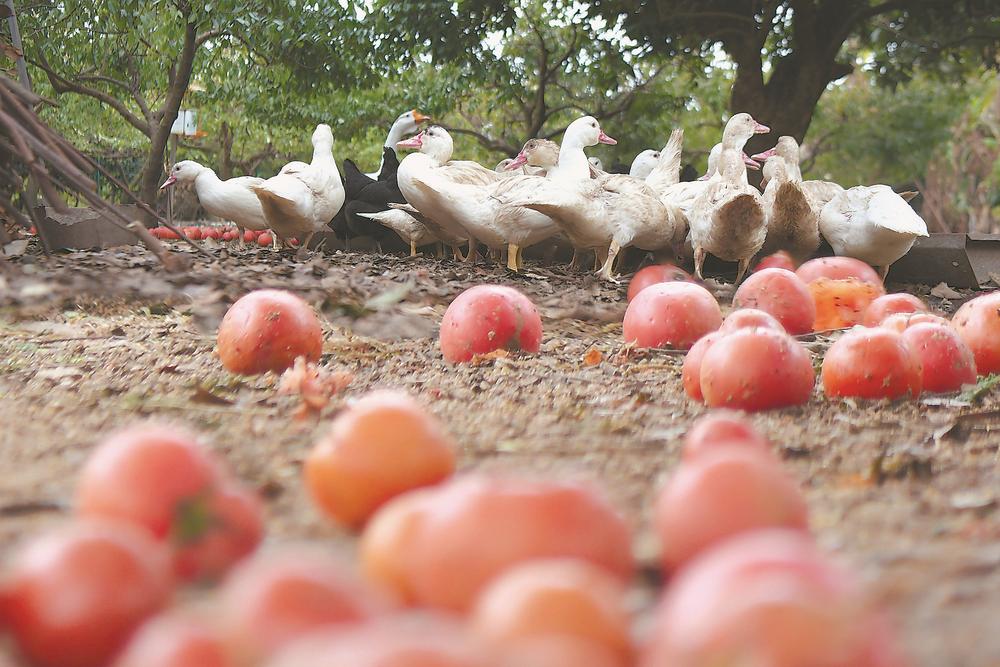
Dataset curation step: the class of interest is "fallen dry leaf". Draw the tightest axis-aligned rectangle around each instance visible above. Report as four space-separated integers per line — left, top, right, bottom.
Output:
930 282 963 300
278 357 354 419
470 348 510 365
583 347 603 366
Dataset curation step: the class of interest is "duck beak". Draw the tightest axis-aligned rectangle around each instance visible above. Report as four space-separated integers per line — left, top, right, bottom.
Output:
159 174 177 190
751 147 777 162
753 120 770 134
598 129 617 145
412 110 431 124
743 153 762 170
506 152 528 170
397 132 423 149
697 173 711 181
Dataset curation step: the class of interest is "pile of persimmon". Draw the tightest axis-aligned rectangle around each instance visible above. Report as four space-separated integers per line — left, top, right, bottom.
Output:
0 398 915 667
660 254 994 407
0 424 264 667
681 307 815 412
820 293 983 400
148 226 298 247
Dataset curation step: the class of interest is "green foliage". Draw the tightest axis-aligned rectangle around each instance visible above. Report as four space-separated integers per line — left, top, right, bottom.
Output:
862 3 1000 87
807 70 989 186
4 0 998 208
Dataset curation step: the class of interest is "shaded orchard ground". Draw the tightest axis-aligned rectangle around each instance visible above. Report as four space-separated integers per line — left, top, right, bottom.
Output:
0 240 997 666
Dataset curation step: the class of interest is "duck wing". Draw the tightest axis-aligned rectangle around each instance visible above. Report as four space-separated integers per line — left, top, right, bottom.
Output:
251 174 314 228
440 160 502 186
801 180 844 210
356 178 405 208
343 159 375 199
377 147 400 182
598 173 658 198
645 129 684 193
387 203 465 245
866 185 929 236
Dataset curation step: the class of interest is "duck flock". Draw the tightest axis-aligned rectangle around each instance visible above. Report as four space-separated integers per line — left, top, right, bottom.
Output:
160 109 929 283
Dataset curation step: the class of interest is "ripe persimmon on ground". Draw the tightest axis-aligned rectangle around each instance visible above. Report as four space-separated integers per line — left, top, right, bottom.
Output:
0 243 998 666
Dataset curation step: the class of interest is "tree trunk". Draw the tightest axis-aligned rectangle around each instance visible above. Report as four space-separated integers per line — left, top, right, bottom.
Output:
727 2 857 175
730 59 838 170
218 122 235 180
137 21 199 224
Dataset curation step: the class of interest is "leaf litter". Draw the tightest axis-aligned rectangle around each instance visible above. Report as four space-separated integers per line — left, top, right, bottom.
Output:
0 240 998 665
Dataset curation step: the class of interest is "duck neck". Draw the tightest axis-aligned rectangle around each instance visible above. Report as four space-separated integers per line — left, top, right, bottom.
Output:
718 149 748 186
721 126 753 153
192 166 220 193
311 143 334 167
552 139 591 181
423 143 452 167
375 119 411 174
384 119 410 153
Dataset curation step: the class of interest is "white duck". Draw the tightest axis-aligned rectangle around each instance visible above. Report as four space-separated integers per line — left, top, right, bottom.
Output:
250 124 345 249
159 160 276 249
397 133 562 271
365 109 430 178
819 185 929 279
644 128 760 265
357 144 560 261
648 113 768 217
758 154 820 262
753 135 843 209
588 156 604 173
503 138 561 178
498 116 681 280
489 138 566 271
395 126 502 262
689 145 767 283
629 149 661 179
355 208 438 257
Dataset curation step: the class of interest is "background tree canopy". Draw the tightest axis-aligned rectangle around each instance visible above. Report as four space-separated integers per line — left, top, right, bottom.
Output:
3 0 1000 230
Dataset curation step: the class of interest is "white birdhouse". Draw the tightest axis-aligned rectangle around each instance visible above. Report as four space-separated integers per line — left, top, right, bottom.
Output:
170 109 199 137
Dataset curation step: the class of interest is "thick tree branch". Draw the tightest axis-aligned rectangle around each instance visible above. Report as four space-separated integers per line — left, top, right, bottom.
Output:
439 125 518 155
527 21 551 137
195 28 226 48
75 72 132 92
548 26 581 84
32 53 151 136
126 54 152 121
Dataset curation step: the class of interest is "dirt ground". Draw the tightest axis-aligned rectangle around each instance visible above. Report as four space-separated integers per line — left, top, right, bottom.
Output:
0 238 998 667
